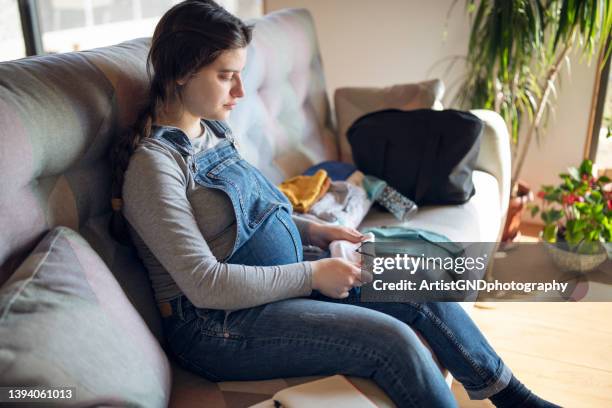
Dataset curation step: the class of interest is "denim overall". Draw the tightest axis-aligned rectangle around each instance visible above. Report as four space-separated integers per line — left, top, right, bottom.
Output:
152 120 302 266
153 122 512 408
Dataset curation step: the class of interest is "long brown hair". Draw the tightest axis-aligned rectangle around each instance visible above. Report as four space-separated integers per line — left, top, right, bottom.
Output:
110 0 252 242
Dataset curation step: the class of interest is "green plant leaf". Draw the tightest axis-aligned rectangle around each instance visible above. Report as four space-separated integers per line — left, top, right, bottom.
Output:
574 202 589 213
563 177 575 189
549 209 564 222
580 159 593 177
543 223 558 242
589 190 602 202
603 219 612 240
545 190 563 202
579 159 593 176
573 218 589 233
567 230 585 246
455 0 611 182
567 218 576 233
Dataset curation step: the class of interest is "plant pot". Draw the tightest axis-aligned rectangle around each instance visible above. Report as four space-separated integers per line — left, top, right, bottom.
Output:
502 180 533 242
544 241 608 273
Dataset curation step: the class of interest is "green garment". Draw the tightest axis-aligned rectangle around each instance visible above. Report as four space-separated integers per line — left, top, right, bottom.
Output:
360 226 464 258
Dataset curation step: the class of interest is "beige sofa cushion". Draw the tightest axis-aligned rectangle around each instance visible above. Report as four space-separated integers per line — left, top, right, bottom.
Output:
360 170 502 243
334 79 445 163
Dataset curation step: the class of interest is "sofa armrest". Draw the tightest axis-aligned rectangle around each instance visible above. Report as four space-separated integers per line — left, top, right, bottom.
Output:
470 109 512 217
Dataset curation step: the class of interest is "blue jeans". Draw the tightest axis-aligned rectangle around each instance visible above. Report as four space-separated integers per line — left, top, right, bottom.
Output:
163 291 512 408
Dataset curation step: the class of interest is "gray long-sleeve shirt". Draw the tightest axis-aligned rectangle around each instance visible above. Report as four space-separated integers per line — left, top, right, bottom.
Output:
122 133 314 311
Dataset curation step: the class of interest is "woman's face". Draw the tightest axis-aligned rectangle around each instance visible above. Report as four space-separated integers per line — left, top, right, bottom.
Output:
178 47 247 121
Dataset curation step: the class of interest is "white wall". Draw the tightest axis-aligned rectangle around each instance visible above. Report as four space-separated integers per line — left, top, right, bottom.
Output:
265 0 599 224
265 0 470 103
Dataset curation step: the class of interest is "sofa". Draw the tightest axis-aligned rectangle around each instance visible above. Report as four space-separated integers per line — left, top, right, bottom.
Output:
0 7 510 408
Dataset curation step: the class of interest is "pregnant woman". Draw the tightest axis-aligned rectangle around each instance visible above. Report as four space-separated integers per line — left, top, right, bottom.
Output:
110 1 559 407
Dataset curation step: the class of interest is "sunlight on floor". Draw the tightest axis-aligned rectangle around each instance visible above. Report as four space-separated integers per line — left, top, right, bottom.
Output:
452 224 612 407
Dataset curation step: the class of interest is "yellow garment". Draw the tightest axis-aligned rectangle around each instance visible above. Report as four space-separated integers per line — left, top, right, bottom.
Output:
278 169 331 213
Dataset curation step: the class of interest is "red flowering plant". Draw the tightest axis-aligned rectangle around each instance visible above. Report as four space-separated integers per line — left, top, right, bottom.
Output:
530 160 612 254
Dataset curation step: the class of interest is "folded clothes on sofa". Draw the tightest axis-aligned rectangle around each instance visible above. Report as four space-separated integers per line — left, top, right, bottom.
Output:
278 169 331 213
278 163 372 228
361 226 463 257
308 180 372 227
301 161 419 223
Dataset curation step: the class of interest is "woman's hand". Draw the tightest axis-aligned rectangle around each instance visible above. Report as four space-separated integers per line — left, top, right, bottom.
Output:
311 258 362 299
308 222 365 249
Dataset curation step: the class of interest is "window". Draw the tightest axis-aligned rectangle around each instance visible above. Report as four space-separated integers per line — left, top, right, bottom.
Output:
595 75 612 171
0 0 262 61
587 42 612 177
0 0 26 61
36 0 262 53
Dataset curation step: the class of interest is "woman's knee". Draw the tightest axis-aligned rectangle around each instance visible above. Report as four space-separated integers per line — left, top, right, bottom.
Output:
348 315 455 407
283 302 435 366
349 309 434 363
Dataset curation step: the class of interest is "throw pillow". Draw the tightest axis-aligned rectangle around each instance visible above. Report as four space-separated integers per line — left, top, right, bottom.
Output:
0 227 171 407
334 79 445 163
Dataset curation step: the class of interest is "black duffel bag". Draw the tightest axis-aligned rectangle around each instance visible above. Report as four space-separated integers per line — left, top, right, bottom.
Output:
347 109 483 205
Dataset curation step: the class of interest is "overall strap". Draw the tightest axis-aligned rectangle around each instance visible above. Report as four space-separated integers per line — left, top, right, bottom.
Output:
151 126 194 157
203 120 232 138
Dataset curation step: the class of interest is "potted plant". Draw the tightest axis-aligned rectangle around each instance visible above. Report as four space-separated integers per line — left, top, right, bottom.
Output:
530 159 611 272
457 0 612 241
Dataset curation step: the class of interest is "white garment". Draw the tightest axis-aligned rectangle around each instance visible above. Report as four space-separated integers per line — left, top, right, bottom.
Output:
308 181 372 228
329 233 375 283
329 232 375 262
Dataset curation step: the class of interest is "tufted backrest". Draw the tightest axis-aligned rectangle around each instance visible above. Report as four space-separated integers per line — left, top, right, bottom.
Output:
0 8 335 331
0 38 163 333
229 8 337 183
0 40 142 274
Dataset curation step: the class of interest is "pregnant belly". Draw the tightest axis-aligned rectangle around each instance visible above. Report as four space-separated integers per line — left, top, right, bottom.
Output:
227 210 302 266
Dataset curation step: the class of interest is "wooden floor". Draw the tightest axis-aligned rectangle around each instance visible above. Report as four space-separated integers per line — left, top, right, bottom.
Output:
451 224 612 408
